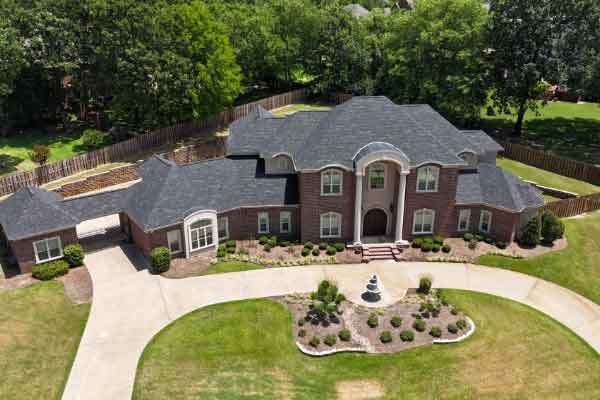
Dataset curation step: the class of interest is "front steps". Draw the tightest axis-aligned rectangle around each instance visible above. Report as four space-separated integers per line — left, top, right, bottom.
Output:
361 243 405 263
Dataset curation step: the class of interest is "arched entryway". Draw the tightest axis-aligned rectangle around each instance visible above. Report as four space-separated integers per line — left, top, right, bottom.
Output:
363 208 387 236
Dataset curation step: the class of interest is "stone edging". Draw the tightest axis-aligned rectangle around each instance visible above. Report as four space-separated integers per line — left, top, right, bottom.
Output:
295 341 366 356
433 316 476 344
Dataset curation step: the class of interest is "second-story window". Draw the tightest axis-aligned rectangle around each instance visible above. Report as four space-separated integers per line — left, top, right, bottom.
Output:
416 166 439 192
321 169 343 195
369 163 385 190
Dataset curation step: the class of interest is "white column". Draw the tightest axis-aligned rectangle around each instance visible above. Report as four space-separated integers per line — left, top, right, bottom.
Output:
395 173 409 244
353 174 363 245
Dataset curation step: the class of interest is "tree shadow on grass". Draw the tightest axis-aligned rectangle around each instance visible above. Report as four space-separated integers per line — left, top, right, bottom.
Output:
0 154 24 176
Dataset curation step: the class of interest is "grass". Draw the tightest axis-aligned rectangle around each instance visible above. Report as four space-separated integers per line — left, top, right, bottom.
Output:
0 281 90 399
481 100 600 164
478 210 600 305
497 157 600 196
134 291 600 399
271 103 332 116
199 261 264 276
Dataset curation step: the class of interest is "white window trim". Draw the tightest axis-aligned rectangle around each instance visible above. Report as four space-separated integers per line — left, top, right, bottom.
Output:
258 212 270 234
167 230 182 255
189 220 214 251
320 212 342 238
412 209 435 235
33 236 63 264
457 209 471 232
320 169 343 196
479 210 493 233
368 163 386 191
279 211 291 234
218 217 229 240
416 166 440 193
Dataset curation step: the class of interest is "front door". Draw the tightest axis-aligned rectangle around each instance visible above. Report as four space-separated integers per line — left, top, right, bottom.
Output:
363 209 387 236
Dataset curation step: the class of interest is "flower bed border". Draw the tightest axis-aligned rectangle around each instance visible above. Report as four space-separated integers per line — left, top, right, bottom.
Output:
295 341 367 357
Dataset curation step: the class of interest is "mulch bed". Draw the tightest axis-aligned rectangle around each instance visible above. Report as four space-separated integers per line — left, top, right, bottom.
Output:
238 240 363 264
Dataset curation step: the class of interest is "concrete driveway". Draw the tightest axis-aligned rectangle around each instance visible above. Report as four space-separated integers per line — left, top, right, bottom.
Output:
62 246 600 400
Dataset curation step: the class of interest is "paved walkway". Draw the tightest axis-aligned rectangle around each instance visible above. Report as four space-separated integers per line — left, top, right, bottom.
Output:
62 246 600 400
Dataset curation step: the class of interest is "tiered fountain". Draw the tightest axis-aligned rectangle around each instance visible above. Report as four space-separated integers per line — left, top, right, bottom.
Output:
362 274 383 303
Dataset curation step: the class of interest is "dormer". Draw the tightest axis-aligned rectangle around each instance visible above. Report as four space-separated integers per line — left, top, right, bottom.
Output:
265 153 295 174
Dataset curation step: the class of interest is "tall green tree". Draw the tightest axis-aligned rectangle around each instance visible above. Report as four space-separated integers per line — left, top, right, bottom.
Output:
381 0 488 125
0 22 27 129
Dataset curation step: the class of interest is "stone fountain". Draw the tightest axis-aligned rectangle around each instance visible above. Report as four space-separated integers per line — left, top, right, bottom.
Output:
362 274 384 303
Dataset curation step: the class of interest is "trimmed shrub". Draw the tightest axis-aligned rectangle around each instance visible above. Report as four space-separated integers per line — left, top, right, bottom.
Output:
496 241 508 249
421 242 433 252
432 244 441 253
298 329 306 338
412 238 424 248
335 293 346 304
326 246 337 256
334 242 345 252
380 331 393 343
319 242 328 250
433 235 444 245
270 236 278 245
238 247 249 255
367 313 379 328
81 128 111 150
451 308 459 316
413 319 426 332
484 236 494 244
281 241 291 247
149 247 170 274
312 247 320 256
541 211 565 244
447 323 458 334
226 240 236 248
456 319 468 330
520 216 541 247
338 329 351 341
309 336 320 348
219 243 227 251
400 330 415 342
63 244 84 267
390 316 402 328
259 236 269 245
442 244 451 253
301 248 311 257
217 249 226 258
475 234 484 242
429 326 442 337
226 246 236 254
264 243 272 252
418 276 432 294
468 239 478 250
324 335 337 346
463 232 474 242
32 260 69 280
304 241 314 249
298 319 305 327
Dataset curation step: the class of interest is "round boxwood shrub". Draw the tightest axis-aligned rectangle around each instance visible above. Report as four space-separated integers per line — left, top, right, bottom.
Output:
421 242 433 252
451 308 459 316
32 259 69 281
418 276 432 294
326 246 337 256
541 211 565 244
270 235 278 245
281 241 291 247
442 244 451 253
63 244 85 267
334 242 345 252
400 330 415 342
432 244 441 253
149 247 170 274
496 241 508 249
433 235 444 245
298 318 305 327
475 233 485 242
456 319 468 330
304 241 314 250
301 248 311 257
259 236 269 245
226 246 236 254
520 216 541 247
298 329 306 338
429 326 442 337
412 238 424 248
309 336 320 348
367 313 379 328
468 239 478 250
311 247 320 256
226 240 236 249
338 329 351 341
413 319 426 332
324 335 337 346
463 232 474 242
318 242 328 250
264 243 272 252
380 331 393 343
217 248 226 258
390 316 402 328
447 323 458 334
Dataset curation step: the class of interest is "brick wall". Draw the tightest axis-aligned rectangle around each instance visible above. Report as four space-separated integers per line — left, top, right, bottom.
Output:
220 206 299 241
53 165 139 198
9 227 78 273
452 206 519 242
129 216 184 257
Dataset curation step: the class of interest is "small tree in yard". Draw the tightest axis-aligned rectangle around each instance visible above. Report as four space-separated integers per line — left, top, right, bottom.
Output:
29 144 51 165
308 280 345 325
541 211 565 245
520 216 541 247
80 129 112 150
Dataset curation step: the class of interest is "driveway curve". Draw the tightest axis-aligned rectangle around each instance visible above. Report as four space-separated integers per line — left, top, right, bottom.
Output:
62 246 600 400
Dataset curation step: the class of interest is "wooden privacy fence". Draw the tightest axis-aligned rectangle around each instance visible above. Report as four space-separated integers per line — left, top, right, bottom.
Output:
541 192 600 218
0 88 309 196
500 141 600 186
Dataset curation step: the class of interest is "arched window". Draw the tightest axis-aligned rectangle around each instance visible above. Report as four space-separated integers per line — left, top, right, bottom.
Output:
190 219 214 250
321 169 343 195
270 155 294 173
368 163 385 190
320 212 342 238
412 209 435 234
416 166 439 192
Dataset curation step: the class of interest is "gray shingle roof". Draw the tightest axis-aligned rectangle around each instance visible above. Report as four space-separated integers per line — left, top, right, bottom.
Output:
61 189 129 221
459 130 504 154
456 163 544 212
228 96 499 170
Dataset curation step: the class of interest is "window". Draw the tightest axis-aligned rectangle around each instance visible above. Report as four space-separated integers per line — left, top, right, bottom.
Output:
412 209 435 234
218 217 229 240
189 219 214 251
167 230 182 254
479 210 492 233
33 237 63 264
258 212 270 234
273 156 293 171
457 209 471 232
368 163 385 190
320 212 341 238
321 169 343 195
280 211 291 233
416 166 440 192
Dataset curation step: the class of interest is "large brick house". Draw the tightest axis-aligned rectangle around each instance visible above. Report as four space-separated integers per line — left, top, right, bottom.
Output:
0 97 543 273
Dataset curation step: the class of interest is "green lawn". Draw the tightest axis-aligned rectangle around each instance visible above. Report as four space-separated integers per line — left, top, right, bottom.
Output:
271 103 332 116
478 210 600 305
199 261 264 276
481 100 600 164
134 292 600 400
497 157 600 196
0 282 90 399
0 131 85 175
